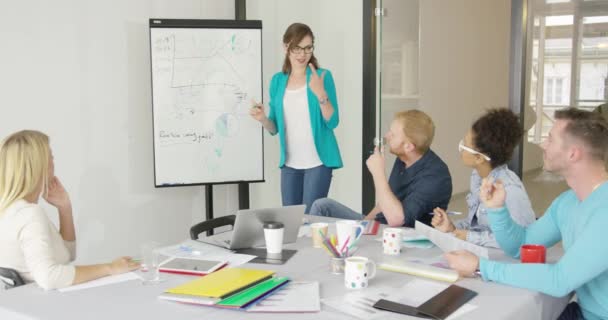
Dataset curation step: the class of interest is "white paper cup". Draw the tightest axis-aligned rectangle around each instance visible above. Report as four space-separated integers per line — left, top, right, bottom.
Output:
263 222 284 254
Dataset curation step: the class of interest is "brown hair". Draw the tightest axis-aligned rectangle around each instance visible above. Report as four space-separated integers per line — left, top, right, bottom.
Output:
394 110 435 154
554 107 608 164
472 108 522 168
282 23 319 74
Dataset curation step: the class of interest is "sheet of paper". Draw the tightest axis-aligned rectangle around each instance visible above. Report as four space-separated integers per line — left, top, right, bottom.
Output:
374 228 434 249
158 240 255 267
415 221 489 258
393 279 478 320
58 272 140 293
406 255 451 270
248 281 320 313
322 286 399 320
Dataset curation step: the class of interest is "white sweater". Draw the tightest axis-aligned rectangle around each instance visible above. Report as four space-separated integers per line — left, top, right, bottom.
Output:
0 200 76 289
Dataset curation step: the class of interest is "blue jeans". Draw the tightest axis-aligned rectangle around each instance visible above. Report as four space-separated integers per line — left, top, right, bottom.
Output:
309 198 363 220
281 165 333 214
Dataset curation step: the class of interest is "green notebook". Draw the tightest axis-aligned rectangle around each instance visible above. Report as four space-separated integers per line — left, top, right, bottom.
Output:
216 277 290 308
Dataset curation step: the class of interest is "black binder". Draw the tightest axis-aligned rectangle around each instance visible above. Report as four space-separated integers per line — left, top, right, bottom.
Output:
373 285 477 320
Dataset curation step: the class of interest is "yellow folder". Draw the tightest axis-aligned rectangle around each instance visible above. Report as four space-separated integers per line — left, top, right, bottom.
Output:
166 268 275 298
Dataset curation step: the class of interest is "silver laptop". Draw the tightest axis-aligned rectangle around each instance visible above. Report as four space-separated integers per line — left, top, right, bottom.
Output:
200 205 305 250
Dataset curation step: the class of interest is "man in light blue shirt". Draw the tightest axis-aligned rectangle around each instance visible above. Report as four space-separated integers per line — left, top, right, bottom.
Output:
445 108 608 320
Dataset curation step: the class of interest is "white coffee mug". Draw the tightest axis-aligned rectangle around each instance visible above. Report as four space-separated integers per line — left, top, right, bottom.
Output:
344 256 376 289
383 228 404 255
335 220 364 250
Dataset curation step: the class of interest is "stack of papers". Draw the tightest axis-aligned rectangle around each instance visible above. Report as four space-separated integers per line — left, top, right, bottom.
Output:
159 267 289 309
322 281 477 320
392 279 478 320
247 281 320 313
322 286 397 320
401 229 434 249
415 221 489 258
374 229 435 249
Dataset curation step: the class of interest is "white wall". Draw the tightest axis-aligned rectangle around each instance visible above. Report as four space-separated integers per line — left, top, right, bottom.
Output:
418 0 512 194
0 0 235 264
247 0 363 212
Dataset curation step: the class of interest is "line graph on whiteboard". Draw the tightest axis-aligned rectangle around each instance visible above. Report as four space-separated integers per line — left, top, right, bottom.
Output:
151 26 263 184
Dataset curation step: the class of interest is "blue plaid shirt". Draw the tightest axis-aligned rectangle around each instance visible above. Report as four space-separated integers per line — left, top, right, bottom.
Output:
455 165 536 247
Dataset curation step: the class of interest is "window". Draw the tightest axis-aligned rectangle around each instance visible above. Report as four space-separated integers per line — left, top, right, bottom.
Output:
527 1 608 143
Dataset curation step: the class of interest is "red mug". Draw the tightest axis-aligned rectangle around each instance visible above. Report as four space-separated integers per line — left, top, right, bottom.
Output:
520 244 546 263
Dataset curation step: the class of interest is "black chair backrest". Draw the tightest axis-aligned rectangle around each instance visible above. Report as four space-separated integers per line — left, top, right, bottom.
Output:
0 267 25 289
189 215 236 240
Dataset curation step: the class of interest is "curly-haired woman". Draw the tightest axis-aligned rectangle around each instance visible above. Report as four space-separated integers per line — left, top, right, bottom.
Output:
432 109 535 248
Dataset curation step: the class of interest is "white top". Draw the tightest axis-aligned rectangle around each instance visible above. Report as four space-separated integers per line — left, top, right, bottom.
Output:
283 86 322 169
0 200 76 289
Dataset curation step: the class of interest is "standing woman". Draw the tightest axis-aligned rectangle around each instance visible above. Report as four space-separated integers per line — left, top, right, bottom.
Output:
250 23 342 213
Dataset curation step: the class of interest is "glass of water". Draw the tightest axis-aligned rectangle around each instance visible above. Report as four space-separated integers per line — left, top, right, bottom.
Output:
140 242 162 285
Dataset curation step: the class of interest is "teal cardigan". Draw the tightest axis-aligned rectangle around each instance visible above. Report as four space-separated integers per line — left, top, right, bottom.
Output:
267 67 343 169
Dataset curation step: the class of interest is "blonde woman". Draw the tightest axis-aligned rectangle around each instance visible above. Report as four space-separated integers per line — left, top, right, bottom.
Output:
0 130 139 290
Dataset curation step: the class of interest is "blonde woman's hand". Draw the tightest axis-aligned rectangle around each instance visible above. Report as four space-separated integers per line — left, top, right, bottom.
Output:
43 176 72 211
108 257 140 275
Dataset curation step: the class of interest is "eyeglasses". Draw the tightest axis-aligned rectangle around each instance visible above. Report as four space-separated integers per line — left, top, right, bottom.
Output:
458 139 491 161
290 45 314 55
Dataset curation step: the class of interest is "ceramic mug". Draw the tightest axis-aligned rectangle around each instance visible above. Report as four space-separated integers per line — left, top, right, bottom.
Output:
344 256 377 289
383 228 404 255
336 220 364 250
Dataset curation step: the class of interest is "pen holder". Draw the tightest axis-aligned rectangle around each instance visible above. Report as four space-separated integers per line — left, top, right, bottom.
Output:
330 257 345 274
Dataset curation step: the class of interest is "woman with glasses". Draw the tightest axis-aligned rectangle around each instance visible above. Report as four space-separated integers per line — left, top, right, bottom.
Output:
250 23 342 213
431 109 535 247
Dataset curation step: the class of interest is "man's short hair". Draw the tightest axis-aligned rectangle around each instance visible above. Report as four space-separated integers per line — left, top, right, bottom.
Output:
394 109 435 154
554 107 608 165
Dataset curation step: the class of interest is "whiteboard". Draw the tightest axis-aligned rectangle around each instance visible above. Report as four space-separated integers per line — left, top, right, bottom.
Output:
149 19 264 187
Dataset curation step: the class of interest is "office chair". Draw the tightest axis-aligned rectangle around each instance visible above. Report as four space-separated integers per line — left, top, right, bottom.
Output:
190 215 236 240
0 267 25 289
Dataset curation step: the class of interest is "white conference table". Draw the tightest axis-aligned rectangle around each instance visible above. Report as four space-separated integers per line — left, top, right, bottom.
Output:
0 217 569 320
